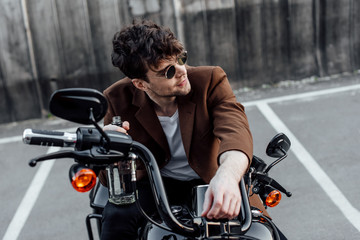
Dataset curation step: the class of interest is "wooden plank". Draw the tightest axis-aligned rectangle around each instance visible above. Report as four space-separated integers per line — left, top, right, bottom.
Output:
319 0 352 75
205 3 239 83
87 0 130 89
287 0 318 79
258 0 292 83
50 0 97 88
235 0 264 86
350 0 360 71
182 0 210 66
26 0 64 105
0 0 40 122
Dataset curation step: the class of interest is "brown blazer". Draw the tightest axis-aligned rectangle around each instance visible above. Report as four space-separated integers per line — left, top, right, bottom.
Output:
100 65 268 215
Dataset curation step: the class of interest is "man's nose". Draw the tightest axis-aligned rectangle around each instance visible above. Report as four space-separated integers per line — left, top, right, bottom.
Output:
175 64 186 77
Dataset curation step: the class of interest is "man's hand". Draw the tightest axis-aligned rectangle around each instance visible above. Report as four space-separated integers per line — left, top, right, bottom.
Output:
103 121 130 134
201 151 249 219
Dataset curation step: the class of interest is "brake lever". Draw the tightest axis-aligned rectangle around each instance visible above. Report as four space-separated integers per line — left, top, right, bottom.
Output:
29 148 126 167
29 150 86 167
254 174 292 197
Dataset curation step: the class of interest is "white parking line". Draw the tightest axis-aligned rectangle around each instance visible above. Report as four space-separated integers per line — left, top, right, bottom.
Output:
255 101 360 232
0 136 22 145
243 83 360 107
2 147 58 240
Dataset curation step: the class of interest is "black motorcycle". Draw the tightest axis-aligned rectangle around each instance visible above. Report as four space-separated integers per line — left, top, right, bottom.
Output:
23 88 292 240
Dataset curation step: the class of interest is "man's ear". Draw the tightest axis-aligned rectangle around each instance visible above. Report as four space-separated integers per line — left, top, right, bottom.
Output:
131 78 147 91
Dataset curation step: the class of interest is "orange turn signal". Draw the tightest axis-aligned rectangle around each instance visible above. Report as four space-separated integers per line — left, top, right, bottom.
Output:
69 164 96 192
265 190 282 207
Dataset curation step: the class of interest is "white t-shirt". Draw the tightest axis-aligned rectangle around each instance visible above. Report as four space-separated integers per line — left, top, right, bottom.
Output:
158 110 200 181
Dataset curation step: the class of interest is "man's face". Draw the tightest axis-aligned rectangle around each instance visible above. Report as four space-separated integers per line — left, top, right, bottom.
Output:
143 54 191 98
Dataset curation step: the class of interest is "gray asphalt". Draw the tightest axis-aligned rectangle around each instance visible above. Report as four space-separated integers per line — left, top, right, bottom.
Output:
1 73 360 240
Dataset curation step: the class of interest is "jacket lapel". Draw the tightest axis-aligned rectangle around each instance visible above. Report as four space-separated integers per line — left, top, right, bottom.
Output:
178 93 196 160
132 89 170 158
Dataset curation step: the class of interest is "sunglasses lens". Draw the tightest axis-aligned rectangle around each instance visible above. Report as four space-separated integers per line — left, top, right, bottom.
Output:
165 66 176 79
178 53 187 65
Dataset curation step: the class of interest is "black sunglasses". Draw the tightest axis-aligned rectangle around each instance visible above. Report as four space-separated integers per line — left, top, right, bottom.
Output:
164 51 187 79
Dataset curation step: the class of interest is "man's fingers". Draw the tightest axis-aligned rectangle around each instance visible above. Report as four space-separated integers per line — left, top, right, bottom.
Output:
122 121 130 130
234 197 241 218
205 192 223 219
224 193 241 219
201 189 213 217
103 124 128 133
223 197 240 219
204 190 242 219
221 195 234 219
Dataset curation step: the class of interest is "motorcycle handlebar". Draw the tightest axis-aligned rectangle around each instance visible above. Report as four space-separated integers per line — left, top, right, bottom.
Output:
23 129 77 147
23 127 252 237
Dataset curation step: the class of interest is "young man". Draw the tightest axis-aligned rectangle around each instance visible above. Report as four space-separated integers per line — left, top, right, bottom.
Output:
99 20 267 239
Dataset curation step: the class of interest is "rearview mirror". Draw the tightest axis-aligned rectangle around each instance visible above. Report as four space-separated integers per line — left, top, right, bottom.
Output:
266 133 291 158
49 88 108 124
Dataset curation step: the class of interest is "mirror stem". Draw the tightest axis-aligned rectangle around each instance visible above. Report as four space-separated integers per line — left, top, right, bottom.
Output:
264 147 287 174
89 108 111 151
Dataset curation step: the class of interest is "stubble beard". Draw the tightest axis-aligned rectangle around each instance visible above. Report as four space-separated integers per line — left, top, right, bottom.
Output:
150 79 191 98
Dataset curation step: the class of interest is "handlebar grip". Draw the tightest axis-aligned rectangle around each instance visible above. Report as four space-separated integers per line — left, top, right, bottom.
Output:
31 129 65 136
23 129 77 147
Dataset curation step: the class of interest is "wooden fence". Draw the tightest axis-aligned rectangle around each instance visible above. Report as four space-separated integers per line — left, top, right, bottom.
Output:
0 0 359 123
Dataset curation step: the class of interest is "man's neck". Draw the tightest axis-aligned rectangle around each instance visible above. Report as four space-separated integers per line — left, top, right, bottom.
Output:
144 90 178 116
153 100 178 117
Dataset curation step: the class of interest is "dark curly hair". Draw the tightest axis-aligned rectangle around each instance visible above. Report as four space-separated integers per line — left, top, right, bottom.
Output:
111 19 184 81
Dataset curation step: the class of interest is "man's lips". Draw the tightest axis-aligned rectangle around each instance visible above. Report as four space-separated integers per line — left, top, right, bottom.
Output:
177 78 188 87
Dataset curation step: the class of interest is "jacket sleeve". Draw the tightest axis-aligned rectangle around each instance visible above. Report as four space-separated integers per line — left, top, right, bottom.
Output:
207 67 253 164
103 91 116 126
